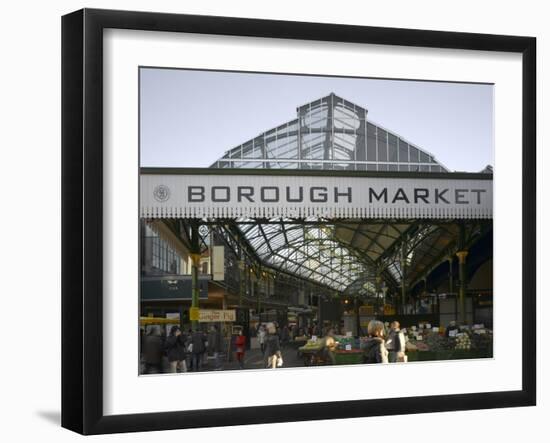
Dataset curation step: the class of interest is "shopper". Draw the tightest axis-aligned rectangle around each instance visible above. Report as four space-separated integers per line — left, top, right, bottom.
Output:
280 325 290 348
190 329 207 372
257 324 266 354
143 326 164 374
208 325 223 370
264 323 282 368
235 329 246 369
386 321 407 363
445 320 460 338
322 328 339 365
312 322 321 337
139 327 145 357
362 320 389 364
165 326 187 373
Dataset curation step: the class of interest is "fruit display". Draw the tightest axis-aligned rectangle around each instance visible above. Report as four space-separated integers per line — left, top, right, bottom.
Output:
299 339 324 353
336 336 359 350
425 332 454 351
454 333 472 350
414 341 430 351
293 335 309 342
471 331 493 353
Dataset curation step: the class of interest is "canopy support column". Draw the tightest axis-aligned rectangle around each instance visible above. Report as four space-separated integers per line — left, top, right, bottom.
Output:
238 256 246 308
448 256 454 295
190 222 201 331
456 250 469 324
375 274 382 316
400 241 407 314
355 297 361 336
456 222 469 324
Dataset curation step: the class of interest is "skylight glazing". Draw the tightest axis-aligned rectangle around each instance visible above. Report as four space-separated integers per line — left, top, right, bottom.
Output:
210 93 448 172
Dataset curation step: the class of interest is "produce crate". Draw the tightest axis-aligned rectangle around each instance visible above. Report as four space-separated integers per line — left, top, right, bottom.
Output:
288 339 308 349
298 345 324 353
407 349 492 362
334 350 363 365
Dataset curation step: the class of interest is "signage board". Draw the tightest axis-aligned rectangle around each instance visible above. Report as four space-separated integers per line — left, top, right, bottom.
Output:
198 309 236 322
141 173 492 219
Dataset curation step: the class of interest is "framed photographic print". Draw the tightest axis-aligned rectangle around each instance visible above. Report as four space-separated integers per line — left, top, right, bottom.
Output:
61 8 536 435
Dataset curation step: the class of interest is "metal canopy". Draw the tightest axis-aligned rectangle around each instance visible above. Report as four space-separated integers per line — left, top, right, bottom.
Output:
199 217 491 296
237 218 367 291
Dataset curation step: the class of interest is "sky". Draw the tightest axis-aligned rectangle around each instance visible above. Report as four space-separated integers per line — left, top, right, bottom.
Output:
140 68 494 172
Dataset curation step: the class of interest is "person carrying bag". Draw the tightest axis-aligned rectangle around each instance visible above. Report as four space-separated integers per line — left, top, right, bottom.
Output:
264 323 282 369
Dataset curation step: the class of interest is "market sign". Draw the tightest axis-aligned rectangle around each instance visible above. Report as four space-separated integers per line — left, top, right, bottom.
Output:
141 172 492 219
194 309 236 322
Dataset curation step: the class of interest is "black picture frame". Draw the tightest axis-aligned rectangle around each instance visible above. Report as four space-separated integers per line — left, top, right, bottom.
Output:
61 8 536 435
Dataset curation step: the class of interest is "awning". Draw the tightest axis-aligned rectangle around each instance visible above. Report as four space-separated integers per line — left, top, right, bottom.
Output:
140 169 492 220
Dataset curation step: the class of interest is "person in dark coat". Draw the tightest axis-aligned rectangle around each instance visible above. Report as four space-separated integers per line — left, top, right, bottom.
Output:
165 326 187 373
143 326 164 374
386 321 407 363
208 325 223 370
139 328 145 357
280 326 290 348
264 323 282 368
445 320 460 338
190 329 207 372
362 320 389 364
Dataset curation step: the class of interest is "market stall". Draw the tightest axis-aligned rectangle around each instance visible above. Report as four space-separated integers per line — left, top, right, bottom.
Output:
404 323 493 362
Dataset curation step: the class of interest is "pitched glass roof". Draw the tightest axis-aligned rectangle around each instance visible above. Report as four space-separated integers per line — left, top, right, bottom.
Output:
237 219 368 291
211 93 449 172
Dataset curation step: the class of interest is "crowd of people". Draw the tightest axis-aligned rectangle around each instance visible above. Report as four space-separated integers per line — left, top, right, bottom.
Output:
140 321 286 374
140 324 224 374
140 318 409 374
256 319 408 366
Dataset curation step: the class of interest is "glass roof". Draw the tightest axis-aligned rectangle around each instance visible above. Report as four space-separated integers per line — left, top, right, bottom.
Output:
211 93 449 172
237 218 368 291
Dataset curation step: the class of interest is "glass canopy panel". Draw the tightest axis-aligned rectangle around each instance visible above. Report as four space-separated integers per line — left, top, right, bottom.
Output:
237 219 369 291
212 94 448 171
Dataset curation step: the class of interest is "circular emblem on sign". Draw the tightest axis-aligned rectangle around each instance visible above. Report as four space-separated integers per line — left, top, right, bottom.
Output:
153 184 171 202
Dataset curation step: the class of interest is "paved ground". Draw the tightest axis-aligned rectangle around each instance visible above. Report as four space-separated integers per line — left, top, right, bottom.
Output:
200 344 305 372
140 344 310 374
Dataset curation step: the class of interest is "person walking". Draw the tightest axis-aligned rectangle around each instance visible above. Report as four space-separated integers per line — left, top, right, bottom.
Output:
257 324 266 354
386 321 407 363
280 325 290 349
165 326 187 373
321 328 339 365
208 325 223 370
234 329 246 369
264 323 282 369
143 326 164 374
190 329 207 372
362 320 389 364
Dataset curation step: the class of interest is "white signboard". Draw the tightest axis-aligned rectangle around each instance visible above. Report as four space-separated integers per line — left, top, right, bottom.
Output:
141 173 492 219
